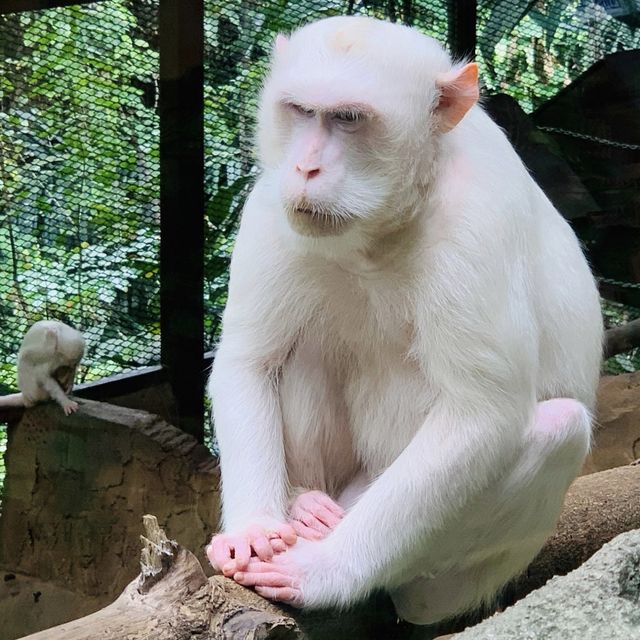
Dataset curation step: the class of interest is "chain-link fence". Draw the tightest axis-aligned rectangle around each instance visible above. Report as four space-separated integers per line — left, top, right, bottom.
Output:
1 0 639 400
476 0 640 373
0 1 160 395
202 0 450 348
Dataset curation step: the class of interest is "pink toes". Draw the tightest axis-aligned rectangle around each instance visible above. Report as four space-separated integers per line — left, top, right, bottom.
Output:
289 490 345 540
207 522 298 575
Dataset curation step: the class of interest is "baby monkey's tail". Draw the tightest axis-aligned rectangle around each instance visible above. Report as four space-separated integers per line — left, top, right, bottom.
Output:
0 392 26 408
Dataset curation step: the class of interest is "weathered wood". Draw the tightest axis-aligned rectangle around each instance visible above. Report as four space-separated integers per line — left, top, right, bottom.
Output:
14 462 640 640
604 317 640 359
18 516 301 639
0 400 219 638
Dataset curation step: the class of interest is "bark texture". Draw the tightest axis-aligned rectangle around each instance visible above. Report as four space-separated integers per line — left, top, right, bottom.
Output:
18 515 302 640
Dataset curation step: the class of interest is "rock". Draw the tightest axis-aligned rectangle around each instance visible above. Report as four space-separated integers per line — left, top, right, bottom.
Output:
583 372 640 474
513 464 640 599
454 529 640 639
0 400 219 639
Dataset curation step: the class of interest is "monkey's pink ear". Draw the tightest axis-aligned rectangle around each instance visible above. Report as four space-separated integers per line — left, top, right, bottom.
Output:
435 62 479 133
274 34 289 54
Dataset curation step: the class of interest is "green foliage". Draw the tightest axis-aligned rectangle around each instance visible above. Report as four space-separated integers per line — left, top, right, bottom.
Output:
478 0 640 112
0 2 160 387
1 0 638 385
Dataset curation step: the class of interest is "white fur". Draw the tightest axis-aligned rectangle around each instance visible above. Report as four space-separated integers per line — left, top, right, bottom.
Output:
209 17 602 622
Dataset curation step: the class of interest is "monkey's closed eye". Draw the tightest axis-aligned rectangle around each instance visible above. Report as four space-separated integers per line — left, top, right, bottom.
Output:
332 110 365 131
288 103 315 118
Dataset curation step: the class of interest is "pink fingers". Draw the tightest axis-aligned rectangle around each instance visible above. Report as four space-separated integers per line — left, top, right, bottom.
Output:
307 504 341 528
276 523 297 545
316 493 345 518
290 519 324 540
250 532 274 562
232 536 251 570
208 537 232 571
270 538 287 553
298 511 331 535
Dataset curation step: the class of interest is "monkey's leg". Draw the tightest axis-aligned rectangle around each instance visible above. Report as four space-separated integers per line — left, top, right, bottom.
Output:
0 392 27 408
41 376 79 415
390 543 544 625
389 398 591 625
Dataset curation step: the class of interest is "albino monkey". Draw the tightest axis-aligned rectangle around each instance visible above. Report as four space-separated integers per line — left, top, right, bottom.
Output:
0 320 85 416
206 17 603 624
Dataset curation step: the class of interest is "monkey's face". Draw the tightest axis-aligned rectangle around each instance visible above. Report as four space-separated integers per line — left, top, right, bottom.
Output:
276 101 391 237
256 18 449 239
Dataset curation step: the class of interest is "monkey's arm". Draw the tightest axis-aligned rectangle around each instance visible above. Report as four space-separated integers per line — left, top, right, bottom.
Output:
207 319 301 573
207 186 309 571
211 346 291 532
41 375 79 415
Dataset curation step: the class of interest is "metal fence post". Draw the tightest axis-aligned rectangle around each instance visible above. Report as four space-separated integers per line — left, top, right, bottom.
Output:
159 0 205 441
448 0 477 60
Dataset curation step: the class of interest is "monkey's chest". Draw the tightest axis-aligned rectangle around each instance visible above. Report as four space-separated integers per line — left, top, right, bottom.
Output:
279 302 432 479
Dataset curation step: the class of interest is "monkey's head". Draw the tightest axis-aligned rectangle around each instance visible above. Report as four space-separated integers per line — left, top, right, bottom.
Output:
257 16 479 239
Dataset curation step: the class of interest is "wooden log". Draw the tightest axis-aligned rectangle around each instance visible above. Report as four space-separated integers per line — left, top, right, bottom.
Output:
17 465 640 639
604 318 640 359
18 515 302 640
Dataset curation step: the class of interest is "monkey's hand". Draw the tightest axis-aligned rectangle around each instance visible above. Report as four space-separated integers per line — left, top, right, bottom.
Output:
289 490 344 540
206 523 297 577
61 398 79 415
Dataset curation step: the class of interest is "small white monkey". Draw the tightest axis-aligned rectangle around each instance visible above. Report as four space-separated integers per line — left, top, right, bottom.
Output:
0 320 85 416
207 17 603 624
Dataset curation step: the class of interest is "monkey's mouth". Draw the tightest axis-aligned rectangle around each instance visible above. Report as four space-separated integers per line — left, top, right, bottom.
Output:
295 206 318 217
290 203 331 219
286 202 351 237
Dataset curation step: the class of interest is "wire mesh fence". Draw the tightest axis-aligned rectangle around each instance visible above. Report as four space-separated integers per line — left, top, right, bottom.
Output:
0 0 639 403
0 1 160 394
202 0 450 348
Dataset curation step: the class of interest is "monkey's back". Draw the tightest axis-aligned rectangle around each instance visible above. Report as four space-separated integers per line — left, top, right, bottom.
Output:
454 107 603 410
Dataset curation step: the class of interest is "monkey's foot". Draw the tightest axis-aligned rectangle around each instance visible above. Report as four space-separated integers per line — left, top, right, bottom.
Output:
206 522 297 577
289 490 344 540
233 549 305 607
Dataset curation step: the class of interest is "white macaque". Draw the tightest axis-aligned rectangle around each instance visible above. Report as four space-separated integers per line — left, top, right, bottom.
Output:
0 320 85 416
206 17 602 624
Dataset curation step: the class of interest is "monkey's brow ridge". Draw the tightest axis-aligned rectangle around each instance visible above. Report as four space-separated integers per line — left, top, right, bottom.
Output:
280 96 375 117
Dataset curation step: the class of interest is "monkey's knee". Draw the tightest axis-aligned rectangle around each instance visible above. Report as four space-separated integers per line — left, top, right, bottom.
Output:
530 398 591 465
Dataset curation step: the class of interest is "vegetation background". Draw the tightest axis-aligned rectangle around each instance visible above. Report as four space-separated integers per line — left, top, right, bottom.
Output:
1 0 639 494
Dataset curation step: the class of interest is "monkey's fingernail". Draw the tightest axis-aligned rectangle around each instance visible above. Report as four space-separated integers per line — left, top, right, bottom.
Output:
234 572 244 581
223 563 234 573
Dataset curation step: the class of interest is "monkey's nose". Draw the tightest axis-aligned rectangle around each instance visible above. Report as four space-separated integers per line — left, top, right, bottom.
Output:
296 164 321 180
